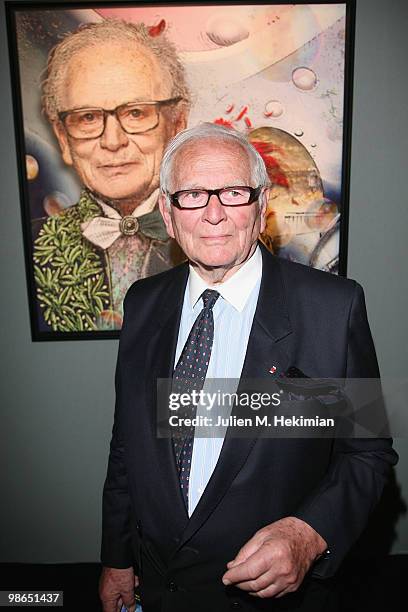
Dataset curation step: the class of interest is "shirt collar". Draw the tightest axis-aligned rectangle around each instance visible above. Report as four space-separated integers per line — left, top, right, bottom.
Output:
188 244 262 312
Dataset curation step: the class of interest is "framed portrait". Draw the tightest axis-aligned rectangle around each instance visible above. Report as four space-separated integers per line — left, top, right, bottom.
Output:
6 0 355 341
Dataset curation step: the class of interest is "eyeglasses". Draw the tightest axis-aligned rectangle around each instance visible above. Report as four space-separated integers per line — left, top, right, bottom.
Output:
58 97 183 139
169 186 262 209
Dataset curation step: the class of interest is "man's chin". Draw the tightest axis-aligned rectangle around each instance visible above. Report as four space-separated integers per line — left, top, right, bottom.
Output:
188 244 257 276
193 252 237 271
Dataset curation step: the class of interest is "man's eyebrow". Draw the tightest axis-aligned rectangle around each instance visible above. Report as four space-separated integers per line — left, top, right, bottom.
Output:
174 185 206 191
61 100 161 112
174 182 251 191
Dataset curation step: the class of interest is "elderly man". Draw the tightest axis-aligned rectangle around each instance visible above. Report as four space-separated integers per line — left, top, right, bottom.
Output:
99 123 397 611
33 20 188 331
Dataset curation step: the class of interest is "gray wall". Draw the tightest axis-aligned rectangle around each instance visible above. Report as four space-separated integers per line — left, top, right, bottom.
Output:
348 0 408 552
1 0 407 563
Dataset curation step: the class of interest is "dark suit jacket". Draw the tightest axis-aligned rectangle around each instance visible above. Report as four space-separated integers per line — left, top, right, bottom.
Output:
101 243 398 612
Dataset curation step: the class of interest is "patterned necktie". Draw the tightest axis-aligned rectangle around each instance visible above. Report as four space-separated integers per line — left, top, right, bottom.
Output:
172 289 220 508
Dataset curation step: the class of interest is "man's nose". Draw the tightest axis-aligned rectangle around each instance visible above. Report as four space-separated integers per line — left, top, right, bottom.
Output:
99 114 129 150
202 193 228 224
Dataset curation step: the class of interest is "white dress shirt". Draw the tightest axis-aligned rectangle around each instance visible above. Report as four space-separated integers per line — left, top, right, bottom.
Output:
174 245 263 516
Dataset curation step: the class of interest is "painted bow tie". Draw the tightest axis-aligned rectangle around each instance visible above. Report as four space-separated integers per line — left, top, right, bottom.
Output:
81 207 168 250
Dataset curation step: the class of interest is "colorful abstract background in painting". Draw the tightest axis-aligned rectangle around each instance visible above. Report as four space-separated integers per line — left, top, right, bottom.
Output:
15 3 348 336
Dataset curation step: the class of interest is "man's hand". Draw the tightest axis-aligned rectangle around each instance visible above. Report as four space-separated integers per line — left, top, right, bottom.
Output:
222 517 327 599
99 566 139 612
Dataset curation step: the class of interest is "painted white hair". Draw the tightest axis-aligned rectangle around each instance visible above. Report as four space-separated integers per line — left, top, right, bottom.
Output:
42 20 190 123
159 123 270 206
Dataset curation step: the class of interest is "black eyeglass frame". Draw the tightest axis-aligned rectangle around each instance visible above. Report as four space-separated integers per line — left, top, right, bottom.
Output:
169 186 263 209
58 96 183 139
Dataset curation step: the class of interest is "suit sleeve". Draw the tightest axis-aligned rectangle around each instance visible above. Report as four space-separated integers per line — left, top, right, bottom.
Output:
100 297 135 569
292 281 398 578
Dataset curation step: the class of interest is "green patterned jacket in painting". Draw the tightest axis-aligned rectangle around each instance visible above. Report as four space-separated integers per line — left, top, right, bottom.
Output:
33 190 185 332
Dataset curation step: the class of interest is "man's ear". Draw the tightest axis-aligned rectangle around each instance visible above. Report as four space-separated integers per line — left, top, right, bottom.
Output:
52 122 73 166
172 109 188 136
259 187 270 234
158 193 175 239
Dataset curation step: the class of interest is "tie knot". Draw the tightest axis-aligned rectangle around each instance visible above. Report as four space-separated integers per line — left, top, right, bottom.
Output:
201 289 220 310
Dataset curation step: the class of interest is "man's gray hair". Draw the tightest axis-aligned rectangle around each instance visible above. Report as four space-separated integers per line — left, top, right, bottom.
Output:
160 123 270 202
42 19 190 123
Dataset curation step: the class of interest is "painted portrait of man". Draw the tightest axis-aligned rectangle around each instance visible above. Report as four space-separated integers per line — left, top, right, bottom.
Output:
32 20 189 331
10 3 350 338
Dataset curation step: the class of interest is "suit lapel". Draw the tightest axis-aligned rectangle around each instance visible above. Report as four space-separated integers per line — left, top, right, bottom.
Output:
173 244 293 552
146 264 191 538
239 243 293 379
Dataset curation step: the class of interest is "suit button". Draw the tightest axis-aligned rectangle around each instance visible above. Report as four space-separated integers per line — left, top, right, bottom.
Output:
168 581 178 592
230 603 241 609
